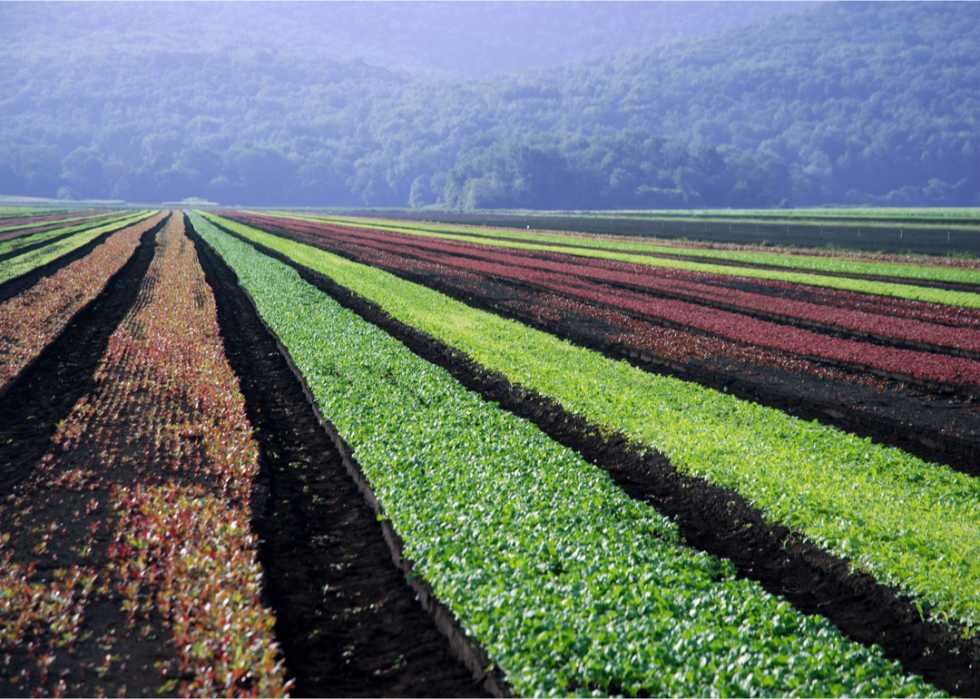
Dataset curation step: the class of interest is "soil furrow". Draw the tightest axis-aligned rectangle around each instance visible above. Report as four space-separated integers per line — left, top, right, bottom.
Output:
219 223 980 697
186 218 491 698
0 217 158 307
0 214 169 490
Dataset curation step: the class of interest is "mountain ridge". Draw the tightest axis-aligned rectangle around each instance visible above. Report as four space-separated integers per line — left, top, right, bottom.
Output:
1 1 976 209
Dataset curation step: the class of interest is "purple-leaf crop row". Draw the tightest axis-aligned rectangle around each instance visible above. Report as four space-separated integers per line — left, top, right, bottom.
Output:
229 213 980 387
284 224 878 385
0 213 165 395
0 215 290 697
296 217 980 349
236 212 980 330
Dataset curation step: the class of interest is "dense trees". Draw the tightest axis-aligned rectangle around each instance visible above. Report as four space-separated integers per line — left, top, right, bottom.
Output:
0 2 977 209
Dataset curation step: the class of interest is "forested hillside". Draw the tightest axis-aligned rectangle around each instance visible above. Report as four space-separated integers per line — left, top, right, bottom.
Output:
1 1 977 209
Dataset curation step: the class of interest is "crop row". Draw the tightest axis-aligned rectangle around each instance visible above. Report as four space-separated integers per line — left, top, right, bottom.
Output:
278 211 980 286
0 210 109 236
0 215 288 697
258 211 980 308
250 216 878 386
0 213 164 395
0 212 116 244
227 213 980 386
0 211 135 259
204 210 980 637
236 211 980 331
0 211 155 286
190 210 936 697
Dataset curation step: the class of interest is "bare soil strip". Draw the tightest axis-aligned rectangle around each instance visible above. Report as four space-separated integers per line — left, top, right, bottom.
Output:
187 222 490 698
222 225 980 697
0 215 168 491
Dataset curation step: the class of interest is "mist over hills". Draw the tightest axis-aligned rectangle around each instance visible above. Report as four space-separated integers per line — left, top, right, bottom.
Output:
1 1 977 209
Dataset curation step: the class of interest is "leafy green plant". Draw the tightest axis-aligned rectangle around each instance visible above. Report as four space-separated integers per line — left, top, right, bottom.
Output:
192 211 940 697
203 210 980 639
272 211 980 305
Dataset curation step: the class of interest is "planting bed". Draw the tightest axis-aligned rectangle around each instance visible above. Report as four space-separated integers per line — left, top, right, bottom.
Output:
199 209 980 695
0 212 167 396
221 211 980 474
192 213 942 697
0 212 118 245
188 223 489 698
0 211 486 698
8 201 980 697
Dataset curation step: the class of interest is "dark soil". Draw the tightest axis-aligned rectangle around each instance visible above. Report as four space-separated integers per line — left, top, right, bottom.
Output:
187 220 491 698
0 214 164 308
0 213 183 698
223 215 980 477
0 216 130 265
222 224 980 698
0 213 169 487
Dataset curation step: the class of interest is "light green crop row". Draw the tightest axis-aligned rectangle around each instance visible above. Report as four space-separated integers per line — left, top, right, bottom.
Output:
0 211 156 286
265 210 980 302
205 211 980 634
0 207 70 222
0 209 109 235
191 211 937 697
0 210 134 257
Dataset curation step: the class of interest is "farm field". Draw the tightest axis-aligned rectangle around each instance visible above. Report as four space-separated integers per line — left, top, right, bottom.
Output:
2 206 980 696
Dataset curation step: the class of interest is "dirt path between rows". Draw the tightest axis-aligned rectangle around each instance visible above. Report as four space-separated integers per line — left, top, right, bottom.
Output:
188 221 489 698
0 215 168 489
221 224 980 697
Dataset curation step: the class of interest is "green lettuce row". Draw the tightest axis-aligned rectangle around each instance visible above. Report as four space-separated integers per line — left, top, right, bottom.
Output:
266 210 980 306
0 211 156 286
205 211 980 634
0 210 138 257
191 211 938 697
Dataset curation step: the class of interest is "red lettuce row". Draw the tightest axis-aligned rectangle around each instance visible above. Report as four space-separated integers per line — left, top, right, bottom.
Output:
226 213 980 387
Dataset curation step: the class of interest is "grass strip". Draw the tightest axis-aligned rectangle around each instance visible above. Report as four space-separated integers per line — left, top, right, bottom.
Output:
205 211 980 636
192 210 938 697
262 211 980 306
0 212 155 286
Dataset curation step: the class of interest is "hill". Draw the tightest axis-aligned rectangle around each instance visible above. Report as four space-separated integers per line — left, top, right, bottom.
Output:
0 1 976 209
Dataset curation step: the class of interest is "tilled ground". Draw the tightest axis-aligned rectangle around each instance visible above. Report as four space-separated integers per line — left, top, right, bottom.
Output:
222 223 980 698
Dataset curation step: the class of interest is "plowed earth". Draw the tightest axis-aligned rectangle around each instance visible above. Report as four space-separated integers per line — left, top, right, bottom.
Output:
214 220 980 698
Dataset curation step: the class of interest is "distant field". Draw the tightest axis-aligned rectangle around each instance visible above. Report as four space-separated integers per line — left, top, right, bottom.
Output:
307 206 980 257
